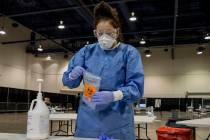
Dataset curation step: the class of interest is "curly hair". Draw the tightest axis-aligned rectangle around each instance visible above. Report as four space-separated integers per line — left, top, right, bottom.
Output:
94 1 123 42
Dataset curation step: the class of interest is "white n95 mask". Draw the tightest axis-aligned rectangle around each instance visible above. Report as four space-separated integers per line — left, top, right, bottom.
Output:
98 34 116 50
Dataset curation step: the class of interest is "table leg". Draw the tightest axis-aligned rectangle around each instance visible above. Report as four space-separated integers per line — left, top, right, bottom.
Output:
71 120 72 133
59 121 61 131
138 124 140 139
70 119 74 135
137 123 150 140
145 123 149 140
193 127 196 140
67 121 69 136
145 123 147 137
50 121 53 136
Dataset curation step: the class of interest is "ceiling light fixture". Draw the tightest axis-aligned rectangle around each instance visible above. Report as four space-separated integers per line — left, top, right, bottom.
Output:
46 55 52 60
0 29 6 35
58 20 65 29
0 17 6 35
140 38 146 45
129 12 137 22
204 33 210 40
196 47 205 55
37 44 43 52
144 49 152 58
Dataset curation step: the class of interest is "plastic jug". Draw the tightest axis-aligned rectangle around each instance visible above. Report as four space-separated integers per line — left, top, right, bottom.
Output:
27 79 49 140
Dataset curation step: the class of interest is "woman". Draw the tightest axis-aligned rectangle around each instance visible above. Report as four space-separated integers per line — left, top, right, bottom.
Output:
63 1 144 140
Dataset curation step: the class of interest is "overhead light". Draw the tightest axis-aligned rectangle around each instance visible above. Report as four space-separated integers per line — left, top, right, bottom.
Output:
196 47 205 55
144 49 152 58
0 17 6 35
129 12 137 22
86 41 89 45
37 44 43 52
140 38 146 45
58 20 65 29
0 29 6 35
145 53 152 58
46 55 52 60
204 33 210 40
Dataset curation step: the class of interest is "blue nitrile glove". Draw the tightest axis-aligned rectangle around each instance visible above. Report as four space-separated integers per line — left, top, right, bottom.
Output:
69 66 85 80
82 96 96 110
99 134 111 140
92 91 114 105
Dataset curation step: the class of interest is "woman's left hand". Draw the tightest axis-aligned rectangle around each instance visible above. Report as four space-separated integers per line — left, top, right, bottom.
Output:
91 91 114 105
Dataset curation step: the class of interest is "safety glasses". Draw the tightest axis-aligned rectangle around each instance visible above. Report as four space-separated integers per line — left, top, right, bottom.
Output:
93 29 118 38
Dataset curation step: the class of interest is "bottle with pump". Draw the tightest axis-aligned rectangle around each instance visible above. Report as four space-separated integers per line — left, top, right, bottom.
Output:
27 79 49 139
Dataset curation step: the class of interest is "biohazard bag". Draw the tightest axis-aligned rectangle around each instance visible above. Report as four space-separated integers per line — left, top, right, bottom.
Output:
157 126 193 140
83 71 101 109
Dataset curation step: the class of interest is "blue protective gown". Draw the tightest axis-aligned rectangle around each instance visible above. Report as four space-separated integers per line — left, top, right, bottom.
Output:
63 43 144 140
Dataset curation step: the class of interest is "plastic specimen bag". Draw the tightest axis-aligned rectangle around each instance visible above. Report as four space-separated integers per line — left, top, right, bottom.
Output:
83 71 101 109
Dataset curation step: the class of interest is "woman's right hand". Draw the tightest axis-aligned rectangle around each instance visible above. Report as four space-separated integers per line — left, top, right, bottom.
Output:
69 66 85 80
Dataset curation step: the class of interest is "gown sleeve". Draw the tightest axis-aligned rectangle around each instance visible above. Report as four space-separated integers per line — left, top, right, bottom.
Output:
118 46 144 103
62 47 86 88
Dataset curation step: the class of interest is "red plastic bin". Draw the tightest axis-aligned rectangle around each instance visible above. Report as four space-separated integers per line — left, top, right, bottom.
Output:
156 126 192 140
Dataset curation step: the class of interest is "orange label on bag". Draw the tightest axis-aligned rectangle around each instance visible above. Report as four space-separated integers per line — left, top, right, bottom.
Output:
84 83 96 100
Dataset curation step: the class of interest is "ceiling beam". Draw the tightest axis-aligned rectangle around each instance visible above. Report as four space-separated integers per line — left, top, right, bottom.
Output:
118 3 137 31
171 0 178 60
142 12 203 21
2 33 205 46
2 25 210 45
1 38 46 45
64 0 93 26
4 0 136 18
26 41 210 55
35 24 89 32
26 48 67 54
0 11 71 52
78 0 93 18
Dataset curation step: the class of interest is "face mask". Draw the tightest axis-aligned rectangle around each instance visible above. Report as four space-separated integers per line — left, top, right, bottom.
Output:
98 34 116 50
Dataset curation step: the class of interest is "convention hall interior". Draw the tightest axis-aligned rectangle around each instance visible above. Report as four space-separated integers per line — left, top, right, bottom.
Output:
0 0 210 140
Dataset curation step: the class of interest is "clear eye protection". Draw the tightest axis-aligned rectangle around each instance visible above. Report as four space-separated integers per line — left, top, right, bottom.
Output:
93 29 119 39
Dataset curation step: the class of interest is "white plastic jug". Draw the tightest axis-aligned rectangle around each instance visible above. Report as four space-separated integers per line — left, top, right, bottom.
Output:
27 79 49 140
